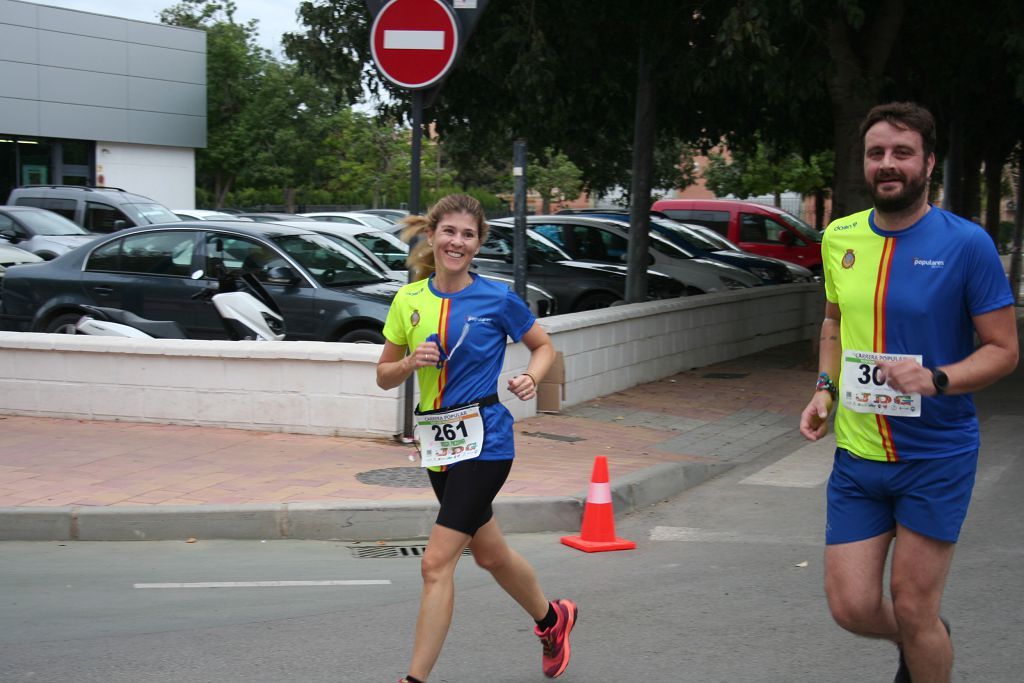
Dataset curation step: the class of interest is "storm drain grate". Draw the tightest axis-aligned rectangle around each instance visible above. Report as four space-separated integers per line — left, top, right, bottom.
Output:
355 466 432 488
520 431 584 442
701 372 750 379
349 545 471 559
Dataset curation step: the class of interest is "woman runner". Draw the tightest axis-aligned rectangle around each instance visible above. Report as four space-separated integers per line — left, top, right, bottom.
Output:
376 194 578 682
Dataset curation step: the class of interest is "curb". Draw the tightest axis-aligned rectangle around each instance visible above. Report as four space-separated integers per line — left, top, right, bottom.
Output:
0 460 733 542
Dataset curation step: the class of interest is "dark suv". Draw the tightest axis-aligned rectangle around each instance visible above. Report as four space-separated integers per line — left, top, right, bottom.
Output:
7 185 180 233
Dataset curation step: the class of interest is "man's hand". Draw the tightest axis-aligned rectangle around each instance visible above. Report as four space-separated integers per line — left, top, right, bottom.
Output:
876 359 935 396
799 392 834 441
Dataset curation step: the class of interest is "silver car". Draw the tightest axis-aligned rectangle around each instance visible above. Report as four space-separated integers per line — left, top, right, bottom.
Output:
0 205 98 260
0 242 43 278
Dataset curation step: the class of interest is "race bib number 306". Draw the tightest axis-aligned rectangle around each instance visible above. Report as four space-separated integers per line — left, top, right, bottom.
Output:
414 405 485 468
841 350 922 417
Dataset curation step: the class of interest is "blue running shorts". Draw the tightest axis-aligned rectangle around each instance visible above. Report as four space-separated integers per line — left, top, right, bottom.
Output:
825 448 978 545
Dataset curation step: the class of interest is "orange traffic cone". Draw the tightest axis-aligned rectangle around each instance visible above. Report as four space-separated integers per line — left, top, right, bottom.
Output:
561 456 636 553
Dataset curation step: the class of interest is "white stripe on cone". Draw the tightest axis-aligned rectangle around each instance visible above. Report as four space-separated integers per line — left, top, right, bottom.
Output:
587 481 612 505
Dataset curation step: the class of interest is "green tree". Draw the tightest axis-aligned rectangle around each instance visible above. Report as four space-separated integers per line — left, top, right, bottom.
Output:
704 139 833 226
161 0 268 207
528 149 583 214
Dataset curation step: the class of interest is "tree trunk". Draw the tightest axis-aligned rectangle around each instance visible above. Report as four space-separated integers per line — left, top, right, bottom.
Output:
1010 153 1023 306
626 45 655 304
983 148 1008 244
942 116 965 215
824 3 905 219
213 174 234 209
283 187 296 213
815 189 826 229
541 195 551 214
962 148 981 223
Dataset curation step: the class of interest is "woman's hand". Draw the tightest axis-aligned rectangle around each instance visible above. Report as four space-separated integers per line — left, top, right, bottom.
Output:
408 340 442 370
507 373 537 401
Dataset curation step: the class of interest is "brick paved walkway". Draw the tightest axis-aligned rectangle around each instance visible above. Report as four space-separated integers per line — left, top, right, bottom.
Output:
0 341 819 509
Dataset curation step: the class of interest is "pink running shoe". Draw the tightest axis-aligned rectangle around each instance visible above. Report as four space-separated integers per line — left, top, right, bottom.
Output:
534 598 578 678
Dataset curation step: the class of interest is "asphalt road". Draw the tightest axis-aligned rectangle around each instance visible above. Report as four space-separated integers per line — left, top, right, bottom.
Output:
2 412 1021 683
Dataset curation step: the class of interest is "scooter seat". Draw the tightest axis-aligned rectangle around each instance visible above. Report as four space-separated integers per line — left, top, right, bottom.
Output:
79 306 190 339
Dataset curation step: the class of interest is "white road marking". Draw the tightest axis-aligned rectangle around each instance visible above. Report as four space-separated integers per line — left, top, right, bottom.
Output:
134 580 391 589
649 526 819 546
384 30 444 50
739 435 835 488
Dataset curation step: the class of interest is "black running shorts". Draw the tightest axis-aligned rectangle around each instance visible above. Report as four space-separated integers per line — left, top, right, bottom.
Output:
428 458 513 536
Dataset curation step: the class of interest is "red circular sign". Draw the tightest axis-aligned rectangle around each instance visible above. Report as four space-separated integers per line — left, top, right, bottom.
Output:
371 0 460 90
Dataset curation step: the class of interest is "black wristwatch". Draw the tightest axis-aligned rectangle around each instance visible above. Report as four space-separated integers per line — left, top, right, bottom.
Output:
930 367 949 395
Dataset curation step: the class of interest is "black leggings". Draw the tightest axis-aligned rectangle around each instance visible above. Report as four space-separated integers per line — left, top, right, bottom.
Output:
428 459 513 536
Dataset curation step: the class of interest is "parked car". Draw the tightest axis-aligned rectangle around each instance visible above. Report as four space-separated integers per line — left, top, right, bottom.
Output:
358 208 410 224
650 198 823 277
235 212 318 223
479 223 684 312
6 185 180 233
493 216 761 294
681 222 816 283
0 205 99 260
173 209 253 221
0 242 43 278
299 212 400 231
0 221 397 343
555 208 796 285
298 221 558 317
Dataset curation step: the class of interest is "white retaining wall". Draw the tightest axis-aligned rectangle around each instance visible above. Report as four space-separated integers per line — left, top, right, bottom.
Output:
0 284 824 437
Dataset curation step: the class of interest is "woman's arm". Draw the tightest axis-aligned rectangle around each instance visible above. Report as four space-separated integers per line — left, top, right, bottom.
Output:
507 322 556 401
376 339 441 390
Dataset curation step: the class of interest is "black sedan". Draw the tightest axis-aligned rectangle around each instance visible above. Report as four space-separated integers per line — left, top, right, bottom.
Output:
479 223 684 312
0 222 397 343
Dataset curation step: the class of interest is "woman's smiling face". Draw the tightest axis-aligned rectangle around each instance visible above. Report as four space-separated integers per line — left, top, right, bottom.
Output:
430 211 481 275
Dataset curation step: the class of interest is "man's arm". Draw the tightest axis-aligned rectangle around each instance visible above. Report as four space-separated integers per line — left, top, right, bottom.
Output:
800 301 842 441
880 305 1018 396
944 305 1019 393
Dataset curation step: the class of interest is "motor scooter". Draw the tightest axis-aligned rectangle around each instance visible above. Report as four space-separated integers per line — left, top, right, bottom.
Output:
74 269 286 341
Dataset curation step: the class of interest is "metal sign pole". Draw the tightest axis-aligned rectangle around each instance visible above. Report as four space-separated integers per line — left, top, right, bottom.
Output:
366 0 490 442
401 89 425 441
512 139 528 301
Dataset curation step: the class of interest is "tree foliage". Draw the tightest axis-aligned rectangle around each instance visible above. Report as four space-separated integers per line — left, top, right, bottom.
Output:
528 150 583 214
704 138 833 206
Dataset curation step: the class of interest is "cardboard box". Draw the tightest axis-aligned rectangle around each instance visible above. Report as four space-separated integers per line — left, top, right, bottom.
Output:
536 382 562 413
543 351 565 384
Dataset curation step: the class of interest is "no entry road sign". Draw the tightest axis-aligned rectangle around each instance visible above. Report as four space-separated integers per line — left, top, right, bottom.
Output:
371 0 460 89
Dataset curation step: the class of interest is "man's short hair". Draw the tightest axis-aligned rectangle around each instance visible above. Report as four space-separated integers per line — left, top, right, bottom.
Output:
859 102 936 158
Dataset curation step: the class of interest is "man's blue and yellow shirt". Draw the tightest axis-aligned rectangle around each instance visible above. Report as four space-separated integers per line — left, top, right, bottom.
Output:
822 206 1013 462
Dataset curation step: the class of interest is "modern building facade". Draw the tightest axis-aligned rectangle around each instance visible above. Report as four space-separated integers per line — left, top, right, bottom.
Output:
0 0 205 208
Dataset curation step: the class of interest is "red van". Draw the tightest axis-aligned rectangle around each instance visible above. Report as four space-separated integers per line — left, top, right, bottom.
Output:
650 198 823 278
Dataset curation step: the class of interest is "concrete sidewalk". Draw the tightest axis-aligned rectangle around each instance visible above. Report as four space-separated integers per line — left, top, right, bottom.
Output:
3 311 1021 543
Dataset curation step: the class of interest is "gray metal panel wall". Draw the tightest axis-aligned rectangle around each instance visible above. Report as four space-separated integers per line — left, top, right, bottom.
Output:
0 60 38 99
0 0 206 148
0 22 37 62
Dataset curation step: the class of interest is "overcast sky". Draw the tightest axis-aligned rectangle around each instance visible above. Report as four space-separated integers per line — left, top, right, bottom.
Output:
24 0 305 57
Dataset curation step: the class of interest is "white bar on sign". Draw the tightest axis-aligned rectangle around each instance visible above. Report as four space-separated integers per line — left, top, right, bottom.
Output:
384 30 445 50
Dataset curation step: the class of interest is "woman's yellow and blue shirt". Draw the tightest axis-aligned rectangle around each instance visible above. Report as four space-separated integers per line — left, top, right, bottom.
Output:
382 273 535 460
